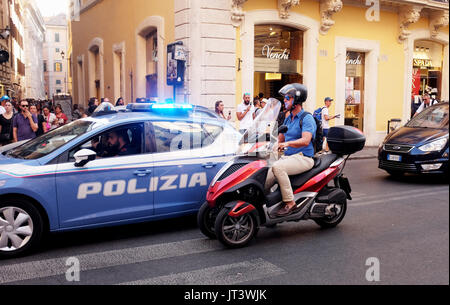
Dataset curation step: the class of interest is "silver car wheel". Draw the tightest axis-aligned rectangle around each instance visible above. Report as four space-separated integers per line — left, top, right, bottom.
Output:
0 207 34 252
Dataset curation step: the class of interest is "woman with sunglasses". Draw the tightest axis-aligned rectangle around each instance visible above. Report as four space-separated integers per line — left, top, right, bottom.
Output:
12 100 38 142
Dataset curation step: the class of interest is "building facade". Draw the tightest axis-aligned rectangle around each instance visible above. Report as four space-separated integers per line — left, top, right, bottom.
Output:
71 0 449 145
43 13 69 98
0 0 12 97
23 0 45 99
8 0 26 100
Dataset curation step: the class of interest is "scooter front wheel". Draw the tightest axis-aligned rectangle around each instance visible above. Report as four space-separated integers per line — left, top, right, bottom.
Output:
214 207 257 248
197 202 219 239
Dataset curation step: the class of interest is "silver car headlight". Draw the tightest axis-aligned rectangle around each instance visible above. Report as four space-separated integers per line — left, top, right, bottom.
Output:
418 137 448 152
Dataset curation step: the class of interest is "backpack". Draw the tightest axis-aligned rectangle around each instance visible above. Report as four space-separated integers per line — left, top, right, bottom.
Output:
299 111 324 154
313 107 325 121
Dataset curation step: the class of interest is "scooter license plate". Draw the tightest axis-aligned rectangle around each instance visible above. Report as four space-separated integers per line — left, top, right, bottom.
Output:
387 154 402 162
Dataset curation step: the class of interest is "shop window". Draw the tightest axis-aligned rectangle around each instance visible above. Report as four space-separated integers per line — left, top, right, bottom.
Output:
253 24 303 99
344 51 365 131
412 40 444 102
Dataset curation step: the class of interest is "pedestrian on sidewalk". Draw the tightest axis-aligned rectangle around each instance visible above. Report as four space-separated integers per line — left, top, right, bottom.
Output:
43 105 58 131
30 104 47 137
321 97 340 152
12 100 38 142
236 93 254 133
0 100 15 146
55 104 68 127
215 101 231 120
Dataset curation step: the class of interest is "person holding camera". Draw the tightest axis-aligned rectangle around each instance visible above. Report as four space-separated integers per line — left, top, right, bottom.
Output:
12 100 38 142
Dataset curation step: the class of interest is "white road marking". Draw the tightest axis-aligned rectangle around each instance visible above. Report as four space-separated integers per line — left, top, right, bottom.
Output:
351 190 449 207
118 258 286 285
350 187 448 201
0 238 222 284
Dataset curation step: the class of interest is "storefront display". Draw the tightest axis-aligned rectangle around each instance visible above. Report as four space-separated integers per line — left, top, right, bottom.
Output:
253 24 303 99
344 51 365 131
412 40 444 101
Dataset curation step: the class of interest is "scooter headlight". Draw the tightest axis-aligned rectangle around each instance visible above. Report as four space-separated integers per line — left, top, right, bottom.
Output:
210 161 234 187
418 137 448 152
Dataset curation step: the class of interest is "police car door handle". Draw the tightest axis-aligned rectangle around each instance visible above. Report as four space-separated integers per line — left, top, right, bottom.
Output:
134 169 153 177
202 162 217 169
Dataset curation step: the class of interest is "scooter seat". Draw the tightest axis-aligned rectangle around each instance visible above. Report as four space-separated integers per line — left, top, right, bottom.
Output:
289 154 339 189
265 154 339 208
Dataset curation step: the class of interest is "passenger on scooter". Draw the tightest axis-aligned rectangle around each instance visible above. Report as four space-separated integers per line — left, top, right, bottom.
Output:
265 83 317 217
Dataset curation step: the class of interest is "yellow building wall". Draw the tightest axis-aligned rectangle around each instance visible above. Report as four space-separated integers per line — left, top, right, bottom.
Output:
71 0 174 106
237 0 444 134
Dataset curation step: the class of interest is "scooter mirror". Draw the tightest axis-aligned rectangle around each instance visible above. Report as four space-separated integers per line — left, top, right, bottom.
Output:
278 125 288 134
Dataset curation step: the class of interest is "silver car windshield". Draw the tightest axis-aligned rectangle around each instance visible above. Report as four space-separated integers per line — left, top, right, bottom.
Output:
407 103 449 129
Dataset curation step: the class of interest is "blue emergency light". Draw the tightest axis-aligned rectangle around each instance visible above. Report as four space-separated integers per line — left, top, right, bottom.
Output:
126 102 193 112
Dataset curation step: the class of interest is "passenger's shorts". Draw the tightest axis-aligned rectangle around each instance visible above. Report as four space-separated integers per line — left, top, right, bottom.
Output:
323 128 329 138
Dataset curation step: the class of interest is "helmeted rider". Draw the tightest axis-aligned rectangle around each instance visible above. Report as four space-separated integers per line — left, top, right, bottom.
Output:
265 83 317 217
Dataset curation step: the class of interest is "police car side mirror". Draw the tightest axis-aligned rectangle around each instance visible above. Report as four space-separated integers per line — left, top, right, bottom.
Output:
74 149 97 167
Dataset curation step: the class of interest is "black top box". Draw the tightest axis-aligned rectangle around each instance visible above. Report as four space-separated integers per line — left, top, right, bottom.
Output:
327 126 366 155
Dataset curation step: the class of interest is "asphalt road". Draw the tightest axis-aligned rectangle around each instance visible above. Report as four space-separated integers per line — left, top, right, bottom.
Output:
0 158 448 285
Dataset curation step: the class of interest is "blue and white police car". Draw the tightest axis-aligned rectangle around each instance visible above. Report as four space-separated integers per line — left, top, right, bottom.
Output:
0 102 241 257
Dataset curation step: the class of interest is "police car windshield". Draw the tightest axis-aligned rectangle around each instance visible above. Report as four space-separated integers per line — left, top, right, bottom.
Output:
407 103 449 129
7 120 96 160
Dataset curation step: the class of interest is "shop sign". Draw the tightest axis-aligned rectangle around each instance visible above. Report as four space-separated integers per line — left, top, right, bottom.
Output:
413 58 433 68
262 45 290 60
346 55 363 65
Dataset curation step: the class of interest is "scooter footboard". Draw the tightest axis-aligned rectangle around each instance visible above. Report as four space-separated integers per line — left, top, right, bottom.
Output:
225 201 259 219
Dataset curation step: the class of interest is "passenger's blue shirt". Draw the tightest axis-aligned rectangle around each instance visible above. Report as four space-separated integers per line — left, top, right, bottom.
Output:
283 110 316 157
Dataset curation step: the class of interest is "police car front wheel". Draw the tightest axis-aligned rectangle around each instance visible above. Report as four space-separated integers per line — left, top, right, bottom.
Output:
0 199 44 258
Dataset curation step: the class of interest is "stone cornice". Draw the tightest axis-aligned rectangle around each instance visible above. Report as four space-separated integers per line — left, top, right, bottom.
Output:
429 9 449 37
278 0 301 19
398 5 423 43
320 0 343 35
231 0 248 27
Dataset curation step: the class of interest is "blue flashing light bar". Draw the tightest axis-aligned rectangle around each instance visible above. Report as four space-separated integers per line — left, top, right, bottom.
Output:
127 102 193 112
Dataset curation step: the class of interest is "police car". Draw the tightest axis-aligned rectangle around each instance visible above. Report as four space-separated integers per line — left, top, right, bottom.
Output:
0 102 241 257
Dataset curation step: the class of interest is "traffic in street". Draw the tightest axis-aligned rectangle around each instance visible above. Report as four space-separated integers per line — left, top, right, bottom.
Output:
0 158 448 285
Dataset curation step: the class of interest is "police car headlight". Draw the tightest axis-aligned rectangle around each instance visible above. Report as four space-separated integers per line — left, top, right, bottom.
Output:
211 161 233 186
418 138 448 152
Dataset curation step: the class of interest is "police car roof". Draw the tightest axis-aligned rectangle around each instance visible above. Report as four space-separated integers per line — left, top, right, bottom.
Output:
84 104 223 125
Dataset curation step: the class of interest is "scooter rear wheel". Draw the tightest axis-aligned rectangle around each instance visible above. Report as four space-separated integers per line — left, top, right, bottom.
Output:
214 208 257 248
314 200 347 229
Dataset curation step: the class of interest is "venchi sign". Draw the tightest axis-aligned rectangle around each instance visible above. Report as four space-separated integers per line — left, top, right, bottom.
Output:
262 45 290 60
413 58 433 68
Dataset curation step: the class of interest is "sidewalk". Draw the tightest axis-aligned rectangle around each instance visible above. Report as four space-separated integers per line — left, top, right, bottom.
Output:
348 146 379 160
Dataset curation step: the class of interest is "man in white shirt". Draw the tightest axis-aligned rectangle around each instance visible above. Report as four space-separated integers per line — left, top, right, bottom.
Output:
322 97 339 152
236 93 254 133
414 93 438 116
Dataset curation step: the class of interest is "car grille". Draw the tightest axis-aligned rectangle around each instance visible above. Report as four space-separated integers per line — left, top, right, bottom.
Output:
218 163 247 181
383 144 414 153
379 160 418 172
